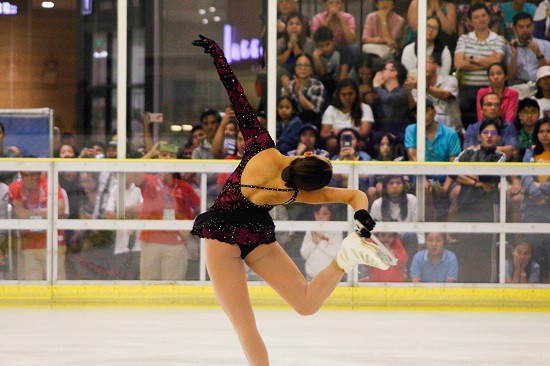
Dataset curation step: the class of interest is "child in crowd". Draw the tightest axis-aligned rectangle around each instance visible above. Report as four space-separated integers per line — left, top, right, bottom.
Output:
359 232 408 282
311 26 352 102
300 204 343 280
505 241 540 283
276 96 303 155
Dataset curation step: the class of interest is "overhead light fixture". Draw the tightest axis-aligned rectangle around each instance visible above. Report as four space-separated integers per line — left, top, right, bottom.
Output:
41 1 55 8
170 125 182 132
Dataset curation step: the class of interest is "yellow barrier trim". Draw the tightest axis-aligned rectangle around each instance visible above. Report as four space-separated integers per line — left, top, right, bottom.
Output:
1 285 549 311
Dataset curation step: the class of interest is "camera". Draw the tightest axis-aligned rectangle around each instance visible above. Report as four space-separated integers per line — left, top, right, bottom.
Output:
342 133 353 148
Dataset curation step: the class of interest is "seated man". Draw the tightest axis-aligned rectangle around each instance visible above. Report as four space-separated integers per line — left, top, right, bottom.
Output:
463 93 518 161
405 100 461 221
506 12 550 99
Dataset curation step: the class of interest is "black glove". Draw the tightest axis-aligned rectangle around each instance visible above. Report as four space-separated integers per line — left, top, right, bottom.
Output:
354 209 376 238
192 34 216 54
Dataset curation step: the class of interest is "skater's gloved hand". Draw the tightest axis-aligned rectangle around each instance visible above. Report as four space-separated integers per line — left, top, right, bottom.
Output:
354 209 376 238
192 34 216 54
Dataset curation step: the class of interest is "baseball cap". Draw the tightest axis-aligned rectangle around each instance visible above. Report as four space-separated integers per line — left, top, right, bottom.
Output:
299 123 319 135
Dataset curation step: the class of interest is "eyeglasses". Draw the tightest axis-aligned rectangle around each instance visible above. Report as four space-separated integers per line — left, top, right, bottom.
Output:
295 63 312 68
481 130 498 136
483 103 500 107
426 24 439 31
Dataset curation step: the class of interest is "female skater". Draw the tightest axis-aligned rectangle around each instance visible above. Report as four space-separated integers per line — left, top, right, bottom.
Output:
191 35 394 366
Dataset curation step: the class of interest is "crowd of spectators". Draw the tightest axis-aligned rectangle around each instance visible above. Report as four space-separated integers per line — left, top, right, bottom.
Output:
1 0 550 283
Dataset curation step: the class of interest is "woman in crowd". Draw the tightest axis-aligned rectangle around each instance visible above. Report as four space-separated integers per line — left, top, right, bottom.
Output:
281 53 325 123
361 0 405 62
476 62 519 124
401 16 452 76
320 78 374 156
277 12 315 77
406 0 457 49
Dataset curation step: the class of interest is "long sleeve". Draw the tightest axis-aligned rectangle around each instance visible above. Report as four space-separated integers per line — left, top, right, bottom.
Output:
202 37 274 148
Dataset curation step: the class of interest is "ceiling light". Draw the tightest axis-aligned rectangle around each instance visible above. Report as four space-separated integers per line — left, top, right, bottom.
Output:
209 7 216 12
170 125 182 132
41 1 54 8
198 9 206 15
202 18 208 25
213 16 220 22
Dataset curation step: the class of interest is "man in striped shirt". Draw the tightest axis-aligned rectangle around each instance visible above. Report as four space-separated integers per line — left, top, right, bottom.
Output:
454 3 505 129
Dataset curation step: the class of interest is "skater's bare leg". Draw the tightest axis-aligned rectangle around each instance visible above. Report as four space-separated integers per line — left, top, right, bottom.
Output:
205 239 269 366
246 242 344 315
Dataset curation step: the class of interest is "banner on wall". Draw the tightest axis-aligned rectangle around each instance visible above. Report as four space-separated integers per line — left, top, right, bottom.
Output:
0 108 53 158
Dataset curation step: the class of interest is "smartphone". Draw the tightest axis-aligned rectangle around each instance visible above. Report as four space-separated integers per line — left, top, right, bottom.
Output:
342 134 353 148
149 113 164 123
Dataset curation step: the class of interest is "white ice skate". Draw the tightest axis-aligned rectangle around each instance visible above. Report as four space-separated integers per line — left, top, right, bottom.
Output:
336 220 398 273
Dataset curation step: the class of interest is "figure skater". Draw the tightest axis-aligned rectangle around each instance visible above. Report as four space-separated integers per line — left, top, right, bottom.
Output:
191 35 395 366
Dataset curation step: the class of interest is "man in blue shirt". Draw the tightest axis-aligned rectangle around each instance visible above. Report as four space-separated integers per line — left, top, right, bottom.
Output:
405 100 461 221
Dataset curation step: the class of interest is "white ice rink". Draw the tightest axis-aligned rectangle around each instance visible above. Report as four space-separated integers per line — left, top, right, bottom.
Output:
1 308 549 366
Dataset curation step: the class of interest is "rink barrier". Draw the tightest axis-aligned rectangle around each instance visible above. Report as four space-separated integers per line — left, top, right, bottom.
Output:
0 285 549 311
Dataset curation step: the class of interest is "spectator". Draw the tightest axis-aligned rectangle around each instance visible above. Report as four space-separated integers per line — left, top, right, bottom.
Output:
321 78 374 156
360 232 408 282
401 16 453 77
454 3 505 129
372 133 405 162
533 0 550 41
277 0 309 38
453 119 507 283
533 65 550 118
126 143 201 281
362 0 404 62
521 117 550 282
104 178 143 280
0 181 7 279
299 204 343 280
311 26 352 99
0 122 21 185
464 93 518 160
369 175 423 257
190 125 206 149
178 142 195 160
330 128 373 162
352 53 382 107
506 241 540 283
211 107 238 159
476 62 519 124
515 98 540 160
405 100 461 221
405 53 463 132
9 170 66 280
281 54 325 124
501 0 537 41
310 0 357 54
506 12 550 99
105 140 117 158
371 61 411 144
276 96 303 156
277 12 315 77
78 141 106 159
406 0 457 48
192 109 221 160
329 128 372 192
410 232 459 283
457 0 503 37
286 123 330 158
65 171 116 280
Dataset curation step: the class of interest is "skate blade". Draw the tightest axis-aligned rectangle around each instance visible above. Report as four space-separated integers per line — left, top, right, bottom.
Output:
355 232 398 267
